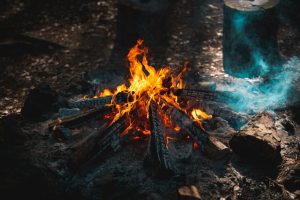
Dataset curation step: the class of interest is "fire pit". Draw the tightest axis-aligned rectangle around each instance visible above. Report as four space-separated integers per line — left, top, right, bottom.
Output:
49 40 232 174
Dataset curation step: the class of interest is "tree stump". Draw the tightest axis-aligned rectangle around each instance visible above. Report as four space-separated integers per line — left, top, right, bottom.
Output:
229 112 282 165
223 0 281 78
109 0 173 71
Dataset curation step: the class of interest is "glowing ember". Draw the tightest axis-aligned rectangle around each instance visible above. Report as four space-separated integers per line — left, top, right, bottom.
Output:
97 39 210 137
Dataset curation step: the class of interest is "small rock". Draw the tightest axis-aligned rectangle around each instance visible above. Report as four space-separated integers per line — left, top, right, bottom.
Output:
21 84 57 120
178 185 201 200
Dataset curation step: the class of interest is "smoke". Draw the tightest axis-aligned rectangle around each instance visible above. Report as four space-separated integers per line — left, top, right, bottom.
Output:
225 11 281 78
220 57 300 114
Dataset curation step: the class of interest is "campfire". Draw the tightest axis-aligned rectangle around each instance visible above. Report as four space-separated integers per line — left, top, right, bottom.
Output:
49 40 231 174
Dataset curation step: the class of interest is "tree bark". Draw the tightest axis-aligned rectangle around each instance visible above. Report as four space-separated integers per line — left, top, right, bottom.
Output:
223 0 281 78
229 112 282 165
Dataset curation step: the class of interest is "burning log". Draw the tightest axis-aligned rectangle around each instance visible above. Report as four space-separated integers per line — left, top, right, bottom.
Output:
145 101 175 175
172 88 233 103
197 101 249 130
48 106 111 130
68 91 134 109
229 112 282 165
223 0 281 77
161 99 231 160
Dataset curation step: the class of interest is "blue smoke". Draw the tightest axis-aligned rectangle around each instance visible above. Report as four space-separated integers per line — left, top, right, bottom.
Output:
226 12 281 77
220 57 300 114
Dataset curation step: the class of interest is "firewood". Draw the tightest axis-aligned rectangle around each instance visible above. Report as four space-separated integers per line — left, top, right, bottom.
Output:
197 101 249 130
68 123 109 167
223 0 281 77
172 88 233 103
161 99 230 159
145 101 175 175
229 112 282 165
68 91 134 109
204 136 232 160
68 96 112 109
48 106 111 130
81 115 129 168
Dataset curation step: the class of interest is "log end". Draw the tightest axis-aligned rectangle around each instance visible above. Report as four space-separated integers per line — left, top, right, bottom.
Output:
203 137 232 160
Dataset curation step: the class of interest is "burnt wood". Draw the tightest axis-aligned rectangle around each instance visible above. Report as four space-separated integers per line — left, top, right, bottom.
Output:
68 96 112 109
82 115 129 167
197 101 249 130
161 98 231 159
161 99 208 148
172 88 233 103
68 91 134 109
145 101 175 175
68 123 109 167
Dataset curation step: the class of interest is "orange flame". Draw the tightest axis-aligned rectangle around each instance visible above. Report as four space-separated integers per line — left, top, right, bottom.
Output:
97 39 210 138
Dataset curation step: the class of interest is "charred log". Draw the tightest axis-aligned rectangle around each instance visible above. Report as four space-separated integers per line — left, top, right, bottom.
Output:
197 101 249 130
82 115 129 168
68 91 134 109
172 88 233 103
161 99 230 159
145 101 175 175
68 96 112 109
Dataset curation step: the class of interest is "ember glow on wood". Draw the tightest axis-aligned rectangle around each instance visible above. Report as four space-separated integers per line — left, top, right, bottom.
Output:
48 40 229 165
